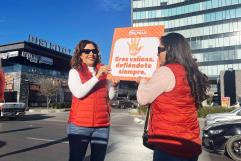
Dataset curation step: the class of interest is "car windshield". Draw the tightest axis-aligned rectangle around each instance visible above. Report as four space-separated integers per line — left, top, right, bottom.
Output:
116 97 126 100
230 108 241 113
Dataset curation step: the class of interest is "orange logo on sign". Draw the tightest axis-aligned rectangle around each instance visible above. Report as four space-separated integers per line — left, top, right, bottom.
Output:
127 38 143 56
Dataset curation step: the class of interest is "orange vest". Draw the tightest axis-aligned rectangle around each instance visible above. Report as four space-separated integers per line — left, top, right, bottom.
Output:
148 64 201 158
68 64 110 127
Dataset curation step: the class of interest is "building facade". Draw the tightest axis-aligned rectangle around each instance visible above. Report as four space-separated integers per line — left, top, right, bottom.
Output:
0 36 72 107
132 0 241 91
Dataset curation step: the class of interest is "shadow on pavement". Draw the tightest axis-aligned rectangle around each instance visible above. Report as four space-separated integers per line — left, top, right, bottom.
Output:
0 141 6 148
19 114 55 121
0 137 68 158
0 114 55 122
0 127 41 134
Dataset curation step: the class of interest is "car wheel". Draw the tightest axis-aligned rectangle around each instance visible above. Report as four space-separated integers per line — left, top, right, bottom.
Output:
226 135 241 161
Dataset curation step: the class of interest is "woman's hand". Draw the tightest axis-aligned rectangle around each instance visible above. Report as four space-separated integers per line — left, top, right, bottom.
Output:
110 77 120 87
96 65 111 79
135 77 142 84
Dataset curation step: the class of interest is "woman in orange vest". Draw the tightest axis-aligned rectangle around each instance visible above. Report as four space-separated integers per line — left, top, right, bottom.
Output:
137 33 210 161
67 40 118 161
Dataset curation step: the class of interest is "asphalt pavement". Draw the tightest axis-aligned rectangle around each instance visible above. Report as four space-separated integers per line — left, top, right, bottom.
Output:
0 108 233 161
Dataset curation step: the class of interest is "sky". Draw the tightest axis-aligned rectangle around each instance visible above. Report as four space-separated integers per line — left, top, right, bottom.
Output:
0 0 131 64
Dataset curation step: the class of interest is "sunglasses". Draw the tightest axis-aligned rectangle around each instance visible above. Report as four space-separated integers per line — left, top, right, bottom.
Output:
158 46 166 53
80 49 98 54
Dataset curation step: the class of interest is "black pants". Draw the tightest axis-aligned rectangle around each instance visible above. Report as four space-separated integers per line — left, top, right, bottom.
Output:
68 132 108 161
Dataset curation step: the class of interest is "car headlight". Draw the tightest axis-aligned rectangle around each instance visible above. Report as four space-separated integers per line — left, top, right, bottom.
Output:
209 129 223 135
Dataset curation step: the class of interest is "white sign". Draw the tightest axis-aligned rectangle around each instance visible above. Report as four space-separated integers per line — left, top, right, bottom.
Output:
22 52 53 65
0 51 19 59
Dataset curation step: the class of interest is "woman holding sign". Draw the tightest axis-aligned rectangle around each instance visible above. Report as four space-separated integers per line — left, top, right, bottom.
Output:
67 40 118 161
137 33 210 161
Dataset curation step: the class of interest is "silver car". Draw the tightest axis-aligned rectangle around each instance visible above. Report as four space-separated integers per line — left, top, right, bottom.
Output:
205 108 241 126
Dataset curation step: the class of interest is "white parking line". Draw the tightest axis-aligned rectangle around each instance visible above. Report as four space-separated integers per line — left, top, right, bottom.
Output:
26 137 69 144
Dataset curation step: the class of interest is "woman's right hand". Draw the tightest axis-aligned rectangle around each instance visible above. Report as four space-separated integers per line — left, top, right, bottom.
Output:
96 65 111 79
135 77 142 84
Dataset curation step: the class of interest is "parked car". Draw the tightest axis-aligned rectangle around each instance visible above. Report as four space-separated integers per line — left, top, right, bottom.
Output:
202 120 241 161
110 96 138 109
0 102 26 120
205 107 241 126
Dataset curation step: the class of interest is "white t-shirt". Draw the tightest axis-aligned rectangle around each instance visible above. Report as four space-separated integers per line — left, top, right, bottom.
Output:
137 66 176 105
68 67 117 99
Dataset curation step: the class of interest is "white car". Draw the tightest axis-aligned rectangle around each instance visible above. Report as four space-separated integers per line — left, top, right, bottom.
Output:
0 102 26 120
205 108 241 126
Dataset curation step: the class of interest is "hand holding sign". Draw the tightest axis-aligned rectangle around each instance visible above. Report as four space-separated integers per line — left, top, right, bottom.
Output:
96 65 111 79
110 75 120 87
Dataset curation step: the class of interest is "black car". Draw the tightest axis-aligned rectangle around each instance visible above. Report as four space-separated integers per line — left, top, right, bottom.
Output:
202 120 241 161
110 96 138 109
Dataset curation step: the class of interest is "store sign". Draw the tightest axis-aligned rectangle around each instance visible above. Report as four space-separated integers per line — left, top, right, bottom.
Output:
28 35 71 55
22 51 53 65
0 51 19 59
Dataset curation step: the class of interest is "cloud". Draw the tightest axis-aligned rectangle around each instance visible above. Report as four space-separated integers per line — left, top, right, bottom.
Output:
97 0 129 11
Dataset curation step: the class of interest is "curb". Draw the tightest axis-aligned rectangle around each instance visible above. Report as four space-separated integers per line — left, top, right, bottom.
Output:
28 108 70 113
134 117 145 124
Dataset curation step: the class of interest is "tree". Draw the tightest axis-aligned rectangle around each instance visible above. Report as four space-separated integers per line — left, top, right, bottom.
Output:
39 78 59 108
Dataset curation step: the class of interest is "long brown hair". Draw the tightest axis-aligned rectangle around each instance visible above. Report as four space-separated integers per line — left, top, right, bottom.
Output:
161 33 210 108
70 40 100 71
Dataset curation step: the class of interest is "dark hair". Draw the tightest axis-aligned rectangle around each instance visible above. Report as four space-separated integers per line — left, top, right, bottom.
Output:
70 40 100 71
161 32 210 108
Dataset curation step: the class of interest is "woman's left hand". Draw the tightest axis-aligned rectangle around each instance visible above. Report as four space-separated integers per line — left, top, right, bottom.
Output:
110 76 120 87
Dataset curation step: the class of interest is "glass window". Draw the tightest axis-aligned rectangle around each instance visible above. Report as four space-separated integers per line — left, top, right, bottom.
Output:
211 12 216 21
223 36 230 46
152 10 156 18
223 23 229 33
217 23 223 33
196 15 203 24
222 11 226 19
226 10 230 19
232 0 239 5
206 1 212 9
237 49 241 59
230 35 236 46
229 22 234 32
218 0 222 7
212 25 218 34
216 11 222 21
237 8 241 18
204 14 211 22
163 9 168 17
219 37 224 47
226 0 232 5
168 8 172 17
191 16 197 24
230 9 236 18
212 0 219 8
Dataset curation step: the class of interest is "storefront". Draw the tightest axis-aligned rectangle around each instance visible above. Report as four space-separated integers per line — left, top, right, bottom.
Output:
0 35 72 107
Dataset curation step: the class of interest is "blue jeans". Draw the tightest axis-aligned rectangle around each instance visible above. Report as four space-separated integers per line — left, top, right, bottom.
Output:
153 149 199 161
67 123 110 161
